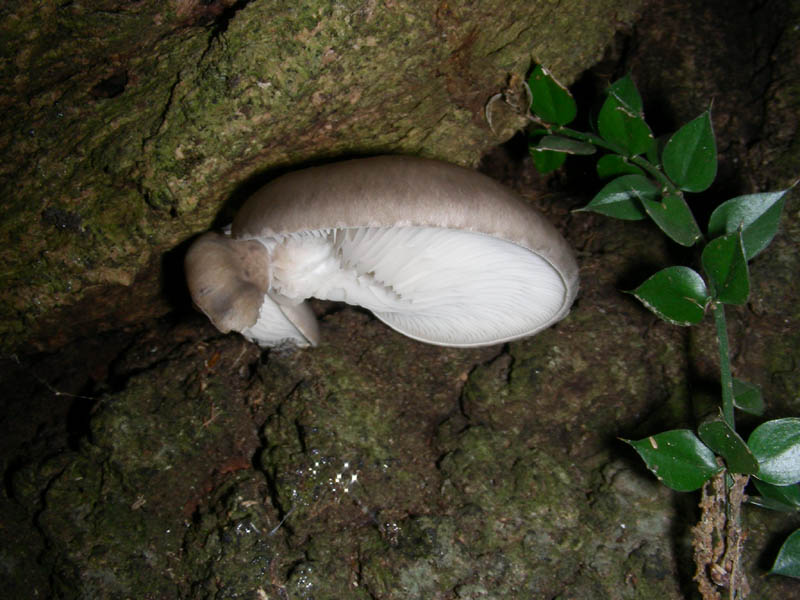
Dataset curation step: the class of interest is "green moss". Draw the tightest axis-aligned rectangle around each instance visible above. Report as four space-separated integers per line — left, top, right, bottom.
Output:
28 447 184 599
182 472 290 600
257 346 405 521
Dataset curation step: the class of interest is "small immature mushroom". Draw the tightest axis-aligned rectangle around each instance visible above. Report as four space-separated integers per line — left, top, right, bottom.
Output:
185 156 579 348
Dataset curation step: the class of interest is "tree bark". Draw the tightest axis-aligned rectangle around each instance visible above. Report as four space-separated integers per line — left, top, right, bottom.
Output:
0 0 644 353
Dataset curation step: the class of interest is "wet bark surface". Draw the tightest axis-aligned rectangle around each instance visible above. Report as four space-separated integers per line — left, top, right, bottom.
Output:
1 0 799 598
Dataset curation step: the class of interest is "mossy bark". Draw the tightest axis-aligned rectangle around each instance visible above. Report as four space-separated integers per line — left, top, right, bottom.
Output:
0 0 644 353
2 1 800 599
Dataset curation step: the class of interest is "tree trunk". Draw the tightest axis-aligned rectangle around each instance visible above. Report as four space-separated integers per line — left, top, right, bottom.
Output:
0 0 643 353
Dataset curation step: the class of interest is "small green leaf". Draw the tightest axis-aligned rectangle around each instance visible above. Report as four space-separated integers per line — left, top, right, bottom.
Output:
701 231 749 304
529 146 566 173
535 135 596 155
598 93 653 157
607 74 644 112
698 417 759 475
527 65 577 125
630 266 710 326
749 494 800 512
577 174 655 220
770 529 800 578
624 430 722 492
641 191 703 247
596 154 644 178
749 418 800 486
751 479 800 512
662 111 717 192
733 378 764 415
707 190 789 260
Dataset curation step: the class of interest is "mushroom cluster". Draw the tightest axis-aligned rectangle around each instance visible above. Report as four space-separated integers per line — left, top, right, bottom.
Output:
185 156 579 348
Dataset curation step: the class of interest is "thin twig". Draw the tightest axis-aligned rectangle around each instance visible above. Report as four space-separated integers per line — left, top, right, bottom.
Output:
9 354 95 401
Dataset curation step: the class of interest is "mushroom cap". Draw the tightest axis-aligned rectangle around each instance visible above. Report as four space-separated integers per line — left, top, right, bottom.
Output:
184 231 319 346
234 156 578 281
228 156 578 347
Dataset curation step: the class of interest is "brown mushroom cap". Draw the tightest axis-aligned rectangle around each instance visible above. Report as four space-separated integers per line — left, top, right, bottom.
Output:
184 232 268 333
233 156 579 298
184 232 319 345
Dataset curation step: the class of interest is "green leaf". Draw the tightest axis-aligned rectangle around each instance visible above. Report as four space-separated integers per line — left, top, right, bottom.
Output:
770 529 800 578
662 111 717 192
597 88 654 157
624 429 722 492
701 231 749 304
535 135 596 155
527 65 577 125
707 190 789 260
529 146 566 173
750 479 800 512
629 266 710 326
749 418 800 486
641 191 703 247
733 378 764 415
596 154 644 178
578 174 655 220
607 74 644 112
698 417 759 475
749 494 800 512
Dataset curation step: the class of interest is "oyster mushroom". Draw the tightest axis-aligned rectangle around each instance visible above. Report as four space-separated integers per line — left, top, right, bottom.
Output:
185 156 579 348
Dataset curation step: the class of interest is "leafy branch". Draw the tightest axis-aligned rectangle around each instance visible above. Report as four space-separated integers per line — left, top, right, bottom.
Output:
525 64 798 597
